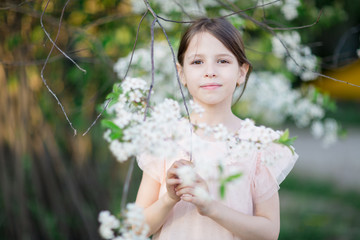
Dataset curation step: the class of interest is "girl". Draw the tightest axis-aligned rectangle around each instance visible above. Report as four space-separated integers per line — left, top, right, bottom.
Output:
135 17 298 240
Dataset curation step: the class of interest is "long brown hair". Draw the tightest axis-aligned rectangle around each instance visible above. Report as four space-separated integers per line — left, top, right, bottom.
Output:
177 17 252 101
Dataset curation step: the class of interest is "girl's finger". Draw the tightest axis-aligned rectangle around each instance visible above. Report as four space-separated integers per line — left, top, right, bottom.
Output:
167 178 182 186
180 194 196 204
176 186 194 196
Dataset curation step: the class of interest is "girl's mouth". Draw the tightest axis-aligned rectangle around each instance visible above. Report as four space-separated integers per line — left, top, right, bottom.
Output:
200 83 222 90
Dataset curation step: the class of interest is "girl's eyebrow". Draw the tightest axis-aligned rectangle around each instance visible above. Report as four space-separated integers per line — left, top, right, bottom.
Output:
186 53 235 60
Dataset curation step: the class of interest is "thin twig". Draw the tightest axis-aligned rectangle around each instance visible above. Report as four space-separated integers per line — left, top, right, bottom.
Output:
155 0 281 24
333 24 360 67
156 15 194 24
144 0 192 159
40 1 86 73
269 9 323 31
157 20 191 118
123 11 149 80
120 157 135 210
220 0 360 88
144 19 157 121
0 48 89 67
40 0 77 136
144 2 190 118
315 72 360 88
174 0 192 19
82 10 149 136
220 0 280 19
0 0 33 10
82 99 111 136
84 13 130 30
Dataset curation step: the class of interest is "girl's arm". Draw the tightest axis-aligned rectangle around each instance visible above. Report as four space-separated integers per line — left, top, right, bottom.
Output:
178 180 280 240
135 172 177 236
206 193 279 240
136 160 190 236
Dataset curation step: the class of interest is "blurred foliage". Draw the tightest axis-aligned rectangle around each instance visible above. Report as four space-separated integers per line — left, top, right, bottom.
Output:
280 175 360 239
0 0 359 239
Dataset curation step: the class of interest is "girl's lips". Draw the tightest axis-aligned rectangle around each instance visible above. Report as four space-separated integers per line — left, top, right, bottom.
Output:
200 84 222 90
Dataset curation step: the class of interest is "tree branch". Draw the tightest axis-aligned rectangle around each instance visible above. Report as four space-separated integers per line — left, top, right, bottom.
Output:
82 10 149 136
40 0 78 136
219 0 360 88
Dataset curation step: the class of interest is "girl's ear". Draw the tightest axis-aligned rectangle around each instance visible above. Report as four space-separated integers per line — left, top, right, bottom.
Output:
176 63 187 86
237 63 250 85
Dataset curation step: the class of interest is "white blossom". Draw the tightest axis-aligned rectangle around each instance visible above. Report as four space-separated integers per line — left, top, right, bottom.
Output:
121 77 148 94
212 124 229 141
103 129 112 143
109 141 137 163
124 203 149 237
310 119 339 147
98 211 120 239
281 0 300 20
98 204 149 240
322 118 339 147
311 120 324 139
189 100 205 115
176 165 196 185
113 109 133 129
194 187 211 201
272 32 318 81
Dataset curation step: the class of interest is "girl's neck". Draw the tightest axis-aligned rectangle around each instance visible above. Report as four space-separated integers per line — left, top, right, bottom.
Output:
190 104 241 133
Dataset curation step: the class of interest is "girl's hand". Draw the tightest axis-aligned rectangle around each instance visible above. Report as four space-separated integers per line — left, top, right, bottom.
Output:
165 160 192 202
175 174 213 216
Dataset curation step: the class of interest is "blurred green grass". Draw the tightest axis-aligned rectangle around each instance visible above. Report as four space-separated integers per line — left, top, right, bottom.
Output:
279 175 360 240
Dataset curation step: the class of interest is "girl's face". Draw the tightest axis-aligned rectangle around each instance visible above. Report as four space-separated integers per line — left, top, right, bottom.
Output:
178 32 248 108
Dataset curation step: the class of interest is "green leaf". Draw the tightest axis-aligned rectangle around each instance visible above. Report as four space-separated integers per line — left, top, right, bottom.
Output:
281 129 290 141
110 130 123 140
274 129 297 155
101 119 120 131
106 92 118 100
220 184 225 199
224 173 243 183
312 88 319 102
113 83 123 94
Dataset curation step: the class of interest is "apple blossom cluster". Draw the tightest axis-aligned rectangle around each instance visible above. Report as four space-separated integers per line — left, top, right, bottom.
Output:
176 164 212 201
196 118 290 164
98 204 149 240
272 31 318 81
240 72 339 145
113 41 339 146
311 118 339 147
104 77 194 162
98 211 120 239
261 0 300 20
172 117 294 199
176 165 197 185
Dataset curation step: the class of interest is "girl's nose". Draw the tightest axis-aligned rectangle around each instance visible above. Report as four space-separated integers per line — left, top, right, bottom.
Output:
204 73 216 78
204 63 217 78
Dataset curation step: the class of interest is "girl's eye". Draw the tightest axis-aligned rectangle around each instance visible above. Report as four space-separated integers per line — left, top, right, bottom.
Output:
191 60 203 65
218 59 229 64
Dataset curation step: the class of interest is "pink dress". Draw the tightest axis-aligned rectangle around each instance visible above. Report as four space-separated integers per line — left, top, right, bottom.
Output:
137 122 298 240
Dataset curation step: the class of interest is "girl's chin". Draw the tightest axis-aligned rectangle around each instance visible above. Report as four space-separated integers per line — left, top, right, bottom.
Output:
193 98 230 107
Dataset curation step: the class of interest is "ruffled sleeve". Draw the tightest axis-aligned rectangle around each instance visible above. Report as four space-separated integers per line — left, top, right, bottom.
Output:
252 143 298 203
136 153 166 183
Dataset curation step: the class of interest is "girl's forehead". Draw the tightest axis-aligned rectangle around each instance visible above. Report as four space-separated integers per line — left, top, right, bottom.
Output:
185 32 233 56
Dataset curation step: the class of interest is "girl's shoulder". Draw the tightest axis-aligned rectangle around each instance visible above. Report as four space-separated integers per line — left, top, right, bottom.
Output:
231 118 299 185
235 118 282 140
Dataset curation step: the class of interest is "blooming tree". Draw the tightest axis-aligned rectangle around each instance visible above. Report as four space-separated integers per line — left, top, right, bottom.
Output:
94 0 356 238
110 0 348 148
